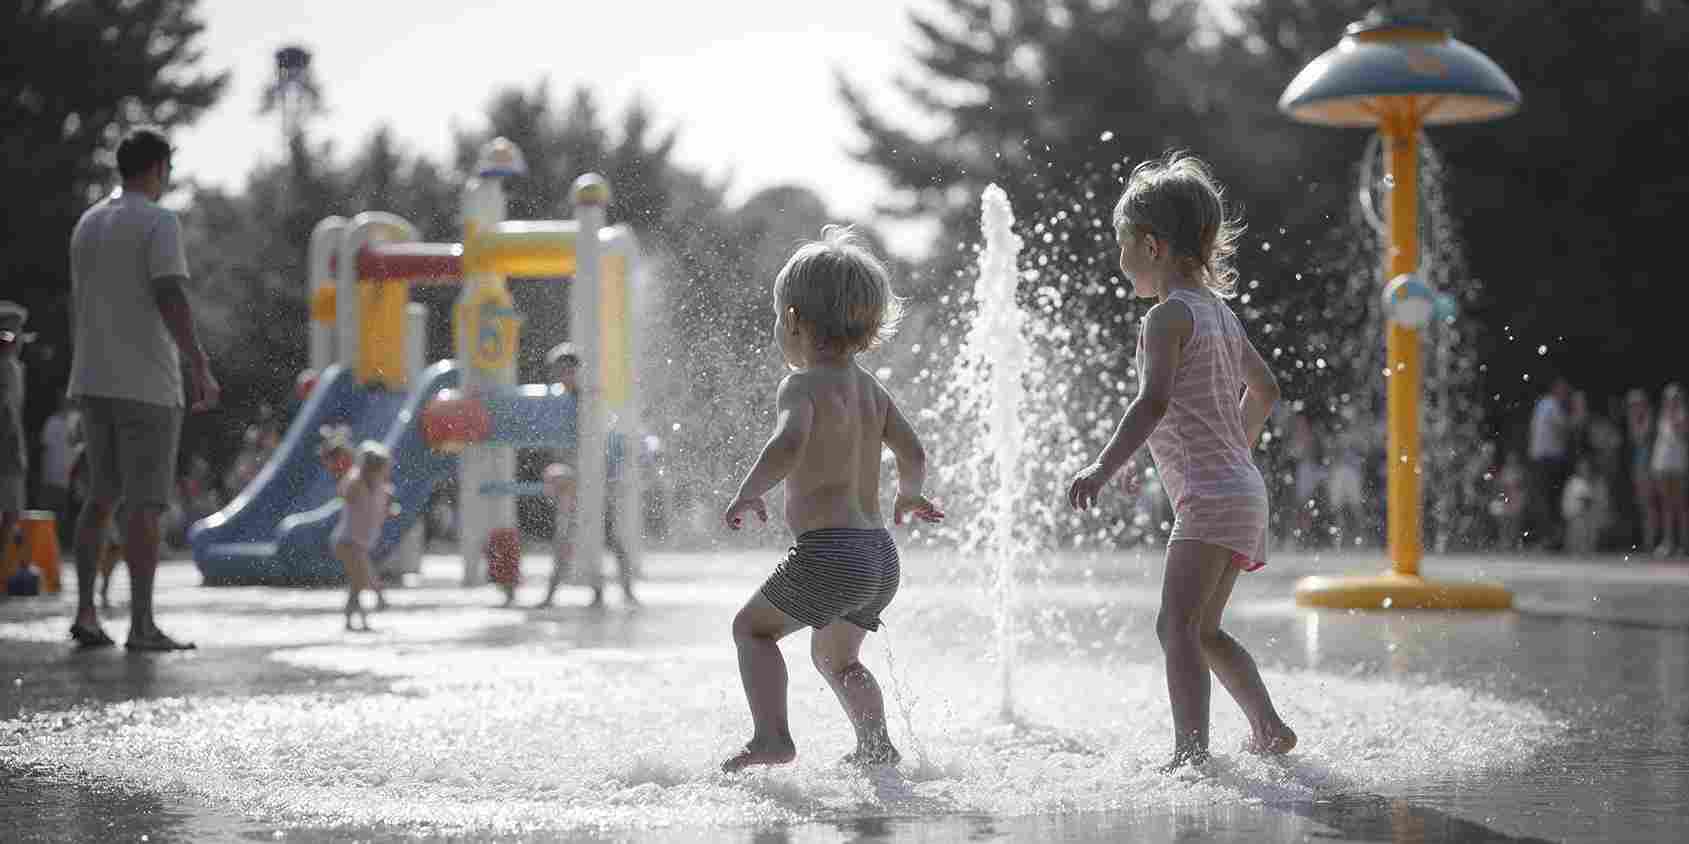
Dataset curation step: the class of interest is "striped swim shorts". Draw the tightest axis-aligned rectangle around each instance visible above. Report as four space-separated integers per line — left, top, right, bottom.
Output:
760 527 901 632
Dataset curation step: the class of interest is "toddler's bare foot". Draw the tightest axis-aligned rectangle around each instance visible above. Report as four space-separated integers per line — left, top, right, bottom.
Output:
721 738 796 773
1246 723 1297 756
840 743 901 768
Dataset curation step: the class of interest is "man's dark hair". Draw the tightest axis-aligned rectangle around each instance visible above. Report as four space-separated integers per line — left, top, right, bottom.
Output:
116 127 172 180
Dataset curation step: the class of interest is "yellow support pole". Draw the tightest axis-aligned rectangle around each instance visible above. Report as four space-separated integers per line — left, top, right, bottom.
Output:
1384 113 1422 577
1294 103 1510 610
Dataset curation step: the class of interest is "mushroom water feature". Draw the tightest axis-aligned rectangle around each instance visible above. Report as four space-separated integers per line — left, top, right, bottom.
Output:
1279 12 1520 610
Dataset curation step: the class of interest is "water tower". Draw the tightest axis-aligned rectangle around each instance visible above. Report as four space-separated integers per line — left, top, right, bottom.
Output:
268 45 320 143
1279 12 1519 609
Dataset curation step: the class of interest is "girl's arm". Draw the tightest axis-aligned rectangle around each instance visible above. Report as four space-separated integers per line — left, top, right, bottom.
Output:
1069 301 1190 509
1238 337 1281 448
725 375 814 528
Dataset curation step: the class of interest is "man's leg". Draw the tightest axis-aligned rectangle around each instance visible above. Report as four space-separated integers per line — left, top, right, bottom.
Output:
70 398 121 641
123 504 165 635
72 494 117 634
117 399 189 650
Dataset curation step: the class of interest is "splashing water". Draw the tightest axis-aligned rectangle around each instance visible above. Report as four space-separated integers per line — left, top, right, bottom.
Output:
0 560 1565 838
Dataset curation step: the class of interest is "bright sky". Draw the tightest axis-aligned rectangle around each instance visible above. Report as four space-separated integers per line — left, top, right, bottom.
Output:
174 0 942 252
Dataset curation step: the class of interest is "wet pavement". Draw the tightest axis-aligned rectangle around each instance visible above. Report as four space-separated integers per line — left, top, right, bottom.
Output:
2 547 1686 842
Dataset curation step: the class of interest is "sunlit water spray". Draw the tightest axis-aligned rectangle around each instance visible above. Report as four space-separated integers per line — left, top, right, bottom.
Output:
972 185 1031 721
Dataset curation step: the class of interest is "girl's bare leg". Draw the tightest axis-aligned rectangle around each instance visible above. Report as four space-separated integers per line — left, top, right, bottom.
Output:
1156 540 1230 769
722 593 807 773
812 620 899 766
337 542 373 631
1199 561 1296 755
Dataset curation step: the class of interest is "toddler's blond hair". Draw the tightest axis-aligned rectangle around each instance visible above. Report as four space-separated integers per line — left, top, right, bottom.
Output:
1112 150 1246 297
772 225 903 353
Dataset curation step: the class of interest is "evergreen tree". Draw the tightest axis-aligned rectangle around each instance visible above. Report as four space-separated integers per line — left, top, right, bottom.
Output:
0 0 226 432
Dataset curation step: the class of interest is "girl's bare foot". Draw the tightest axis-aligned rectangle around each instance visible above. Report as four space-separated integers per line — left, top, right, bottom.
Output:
1246 723 1297 756
721 738 796 773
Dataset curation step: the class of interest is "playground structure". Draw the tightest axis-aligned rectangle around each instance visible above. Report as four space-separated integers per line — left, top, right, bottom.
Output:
191 138 642 585
1279 13 1518 609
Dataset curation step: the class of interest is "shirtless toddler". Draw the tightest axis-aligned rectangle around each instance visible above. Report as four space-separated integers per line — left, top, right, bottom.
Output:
721 226 943 773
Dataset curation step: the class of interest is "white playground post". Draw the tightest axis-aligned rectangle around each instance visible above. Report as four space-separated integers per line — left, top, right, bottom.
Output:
604 226 644 563
455 169 519 586
335 211 420 378
307 216 347 371
570 176 609 585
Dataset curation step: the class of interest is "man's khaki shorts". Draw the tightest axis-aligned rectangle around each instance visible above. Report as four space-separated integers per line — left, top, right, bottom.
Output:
76 396 181 511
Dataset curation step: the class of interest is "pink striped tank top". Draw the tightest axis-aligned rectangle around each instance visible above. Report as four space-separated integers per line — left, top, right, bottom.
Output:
1137 287 1269 571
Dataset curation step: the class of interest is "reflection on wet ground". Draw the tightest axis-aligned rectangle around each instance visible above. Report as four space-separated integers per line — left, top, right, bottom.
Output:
2 549 1685 842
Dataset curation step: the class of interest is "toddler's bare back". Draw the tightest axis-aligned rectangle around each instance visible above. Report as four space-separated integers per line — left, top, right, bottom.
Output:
783 362 889 535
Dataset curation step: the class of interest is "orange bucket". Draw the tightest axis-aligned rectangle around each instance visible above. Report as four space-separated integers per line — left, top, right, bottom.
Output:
12 510 63 593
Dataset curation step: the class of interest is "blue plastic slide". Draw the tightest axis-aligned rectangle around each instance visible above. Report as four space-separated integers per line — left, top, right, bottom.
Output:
190 361 461 583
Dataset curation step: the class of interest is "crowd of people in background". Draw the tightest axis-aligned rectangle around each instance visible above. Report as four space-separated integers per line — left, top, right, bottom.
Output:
1268 377 1689 559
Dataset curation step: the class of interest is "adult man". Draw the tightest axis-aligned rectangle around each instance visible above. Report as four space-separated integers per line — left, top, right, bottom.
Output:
66 128 219 650
1526 377 1579 551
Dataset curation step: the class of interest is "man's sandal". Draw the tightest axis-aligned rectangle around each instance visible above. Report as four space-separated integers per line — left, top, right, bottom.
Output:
69 624 115 649
124 632 196 651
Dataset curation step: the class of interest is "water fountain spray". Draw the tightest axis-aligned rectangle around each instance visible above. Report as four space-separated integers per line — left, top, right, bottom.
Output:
972 185 1030 720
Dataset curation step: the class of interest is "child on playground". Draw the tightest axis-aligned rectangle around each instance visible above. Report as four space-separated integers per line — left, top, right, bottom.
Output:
332 440 393 631
720 226 943 773
536 341 639 609
1066 151 1295 771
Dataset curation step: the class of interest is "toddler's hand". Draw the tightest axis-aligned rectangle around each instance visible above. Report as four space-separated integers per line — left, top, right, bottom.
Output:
894 494 945 526
1067 463 1111 511
724 496 767 530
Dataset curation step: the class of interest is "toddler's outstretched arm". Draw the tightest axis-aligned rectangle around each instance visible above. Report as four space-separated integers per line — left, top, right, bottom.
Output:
725 375 814 529
881 389 942 524
1238 337 1280 448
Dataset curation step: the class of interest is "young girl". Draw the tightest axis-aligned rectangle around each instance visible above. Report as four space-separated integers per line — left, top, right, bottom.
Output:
1067 151 1295 771
332 441 393 630
1652 383 1688 557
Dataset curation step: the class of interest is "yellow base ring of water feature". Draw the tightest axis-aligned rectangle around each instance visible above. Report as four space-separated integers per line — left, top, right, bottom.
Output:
1294 570 1512 610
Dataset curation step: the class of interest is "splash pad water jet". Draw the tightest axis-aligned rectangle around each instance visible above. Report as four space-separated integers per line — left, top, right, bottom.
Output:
973 185 1031 721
